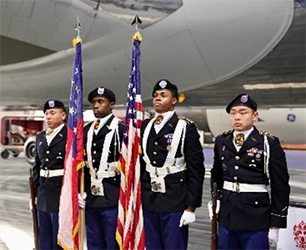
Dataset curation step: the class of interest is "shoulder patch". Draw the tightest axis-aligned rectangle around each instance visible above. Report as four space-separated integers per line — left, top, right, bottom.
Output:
219 130 233 137
178 116 194 124
259 130 275 139
85 121 94 127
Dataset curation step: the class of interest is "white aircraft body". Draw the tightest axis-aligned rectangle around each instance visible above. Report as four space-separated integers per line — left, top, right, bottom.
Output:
0 0 294 106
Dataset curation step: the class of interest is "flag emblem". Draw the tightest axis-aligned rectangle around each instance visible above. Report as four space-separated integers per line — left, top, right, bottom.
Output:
58 38 84 250
116 32 145 250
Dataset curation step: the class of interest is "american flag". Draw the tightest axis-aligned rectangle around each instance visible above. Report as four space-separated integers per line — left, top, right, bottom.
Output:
116 33 145 250
58 38 84 250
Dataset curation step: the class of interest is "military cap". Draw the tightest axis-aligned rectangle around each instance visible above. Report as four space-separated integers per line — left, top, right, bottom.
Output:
43 99 66 113
226 93 257 113
88 86 116 103
152 79 178 98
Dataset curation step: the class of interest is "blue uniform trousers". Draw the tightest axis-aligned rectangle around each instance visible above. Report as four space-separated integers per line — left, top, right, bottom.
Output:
37 209 62 250
218 224 269 250
144 210 188 250
85 207 119 250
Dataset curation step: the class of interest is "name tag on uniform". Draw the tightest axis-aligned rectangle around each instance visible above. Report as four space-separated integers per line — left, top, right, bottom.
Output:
150 176 166 193
90 177 104 196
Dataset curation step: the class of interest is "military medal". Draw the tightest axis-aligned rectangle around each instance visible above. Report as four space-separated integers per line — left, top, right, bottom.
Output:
154 115 163 125
166 134 173 151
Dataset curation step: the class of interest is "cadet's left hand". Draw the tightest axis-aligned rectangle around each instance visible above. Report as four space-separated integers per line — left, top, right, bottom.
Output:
268 228 279 248
179 211 196 227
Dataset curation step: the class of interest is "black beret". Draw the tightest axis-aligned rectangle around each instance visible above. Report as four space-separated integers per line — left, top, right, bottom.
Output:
226 94 258 113
152 79 178 98
88 86 116 103
43 99 65 113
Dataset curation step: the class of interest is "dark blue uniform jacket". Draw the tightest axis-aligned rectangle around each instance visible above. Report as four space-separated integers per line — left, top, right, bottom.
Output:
33 125 67 213
140 113 205 213
84 115 124 208
211 127 290 230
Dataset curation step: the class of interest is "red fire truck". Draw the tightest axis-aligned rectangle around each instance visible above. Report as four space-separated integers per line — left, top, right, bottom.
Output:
0 109 45 164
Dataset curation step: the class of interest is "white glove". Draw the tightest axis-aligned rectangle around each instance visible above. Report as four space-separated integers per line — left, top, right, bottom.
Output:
29 198 37 211
179 211 196 227
268 228 279 248
207 200 220 220
78 193 87 209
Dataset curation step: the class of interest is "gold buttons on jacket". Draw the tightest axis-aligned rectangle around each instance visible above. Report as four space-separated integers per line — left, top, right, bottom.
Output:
46 151 50 154
235 166 239 170
235 156 240 160
45 158 49 162
154 142 158 146
153 152 157 155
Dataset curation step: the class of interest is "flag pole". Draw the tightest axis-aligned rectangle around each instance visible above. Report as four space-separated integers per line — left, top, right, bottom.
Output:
74 16 85 250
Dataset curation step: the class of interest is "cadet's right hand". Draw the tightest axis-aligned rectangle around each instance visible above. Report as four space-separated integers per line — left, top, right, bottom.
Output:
207 200 220 220
268 228 279 248
78 193 87 209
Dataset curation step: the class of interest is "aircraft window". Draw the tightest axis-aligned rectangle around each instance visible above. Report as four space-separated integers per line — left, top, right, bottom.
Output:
81 0 183 28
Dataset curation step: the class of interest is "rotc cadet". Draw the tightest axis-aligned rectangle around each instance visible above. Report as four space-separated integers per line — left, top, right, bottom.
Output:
141 79 205 250
32 99 67 250
82 86 124 250
210 93 290 250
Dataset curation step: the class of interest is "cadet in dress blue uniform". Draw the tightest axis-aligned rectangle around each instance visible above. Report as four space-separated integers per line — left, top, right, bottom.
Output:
141 79 205 250
83 87 124 250
210 94 290 250
32 99 67 250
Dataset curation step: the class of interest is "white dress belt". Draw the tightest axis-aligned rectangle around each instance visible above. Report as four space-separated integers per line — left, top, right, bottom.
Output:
223 180 267 193
95 162 119 179
40 169 64 178
145 157 186 177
